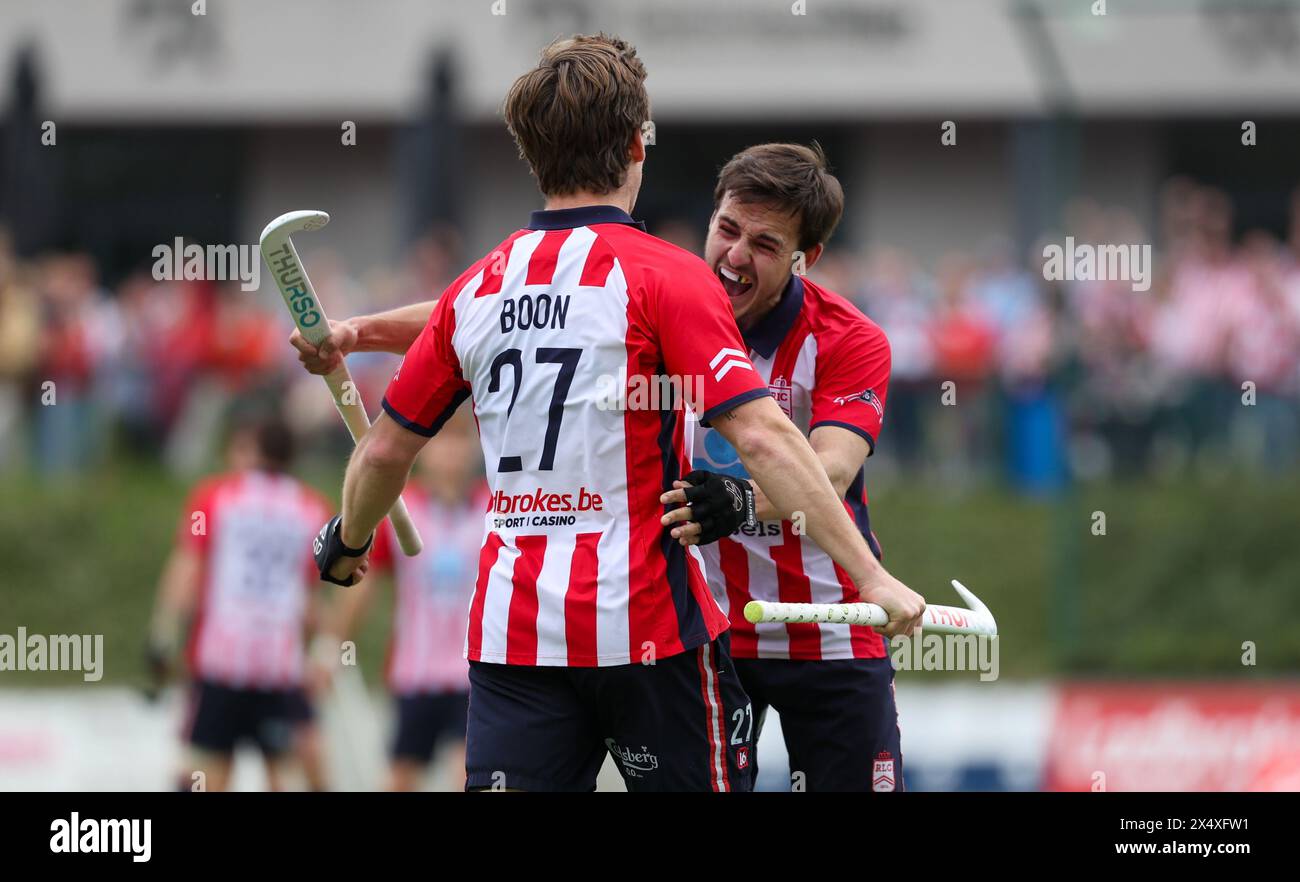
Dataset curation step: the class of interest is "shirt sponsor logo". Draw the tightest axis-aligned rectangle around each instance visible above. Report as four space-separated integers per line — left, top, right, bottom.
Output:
489 487 605 530
490 487 603 515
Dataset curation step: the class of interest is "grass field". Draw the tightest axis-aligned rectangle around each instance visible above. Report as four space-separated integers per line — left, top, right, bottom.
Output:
3 460 1298 687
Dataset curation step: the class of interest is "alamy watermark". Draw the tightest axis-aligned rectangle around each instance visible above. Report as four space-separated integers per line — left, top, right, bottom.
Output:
50 813 150 862
595 369 704 412
889 633 998 681
152 238 260 291
0 627 103 682
1041 236 1151 292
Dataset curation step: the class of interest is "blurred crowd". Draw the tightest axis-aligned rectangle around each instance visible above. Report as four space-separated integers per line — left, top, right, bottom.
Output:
0 176 1297 490
0 226 461 477
836 177 1300 489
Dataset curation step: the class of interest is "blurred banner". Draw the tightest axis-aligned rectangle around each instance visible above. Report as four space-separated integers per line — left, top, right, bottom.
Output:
1045 683 1300 792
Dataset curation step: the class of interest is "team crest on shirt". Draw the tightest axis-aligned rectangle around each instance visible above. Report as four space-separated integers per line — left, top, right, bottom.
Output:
872 750 896 792
769 376 793 417
833 387 883 419
736 746 750 770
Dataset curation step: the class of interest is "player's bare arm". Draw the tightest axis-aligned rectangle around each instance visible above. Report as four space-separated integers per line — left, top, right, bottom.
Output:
308 569 377 692
659 423 868 531
665 424 868 528
289 299 439 375
313 564 379 661
326 570 378 643
662 396 923 637
754 423 868 518
146 543 201 683
668 423 870 527
327 415 428 584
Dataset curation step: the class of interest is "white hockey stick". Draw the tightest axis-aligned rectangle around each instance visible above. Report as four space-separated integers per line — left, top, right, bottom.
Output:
744 579 997 637
260 209 423 556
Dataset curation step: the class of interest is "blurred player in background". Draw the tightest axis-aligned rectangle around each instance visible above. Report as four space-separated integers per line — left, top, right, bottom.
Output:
316 408 486 791
661 143 904 792
148 417 332 792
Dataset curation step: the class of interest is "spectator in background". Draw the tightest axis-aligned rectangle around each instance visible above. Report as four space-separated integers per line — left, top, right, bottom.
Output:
858 246 934 473
100 269 174 457
1232 229 1299 470
649 217 703 256
402 224 463 307
928 252 997 485
165 279 279 475
1157 188 1243 459
1062 199 1161 476
34 253 110 473
973 237 1066 493
0 230 40 470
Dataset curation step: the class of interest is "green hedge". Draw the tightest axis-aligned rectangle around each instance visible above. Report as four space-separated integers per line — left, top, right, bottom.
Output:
2 462 1297 686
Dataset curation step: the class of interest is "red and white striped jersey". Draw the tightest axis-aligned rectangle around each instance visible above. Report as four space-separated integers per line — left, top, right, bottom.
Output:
689 276 891 661
180 470 330 688
369 483 490 694
383 206 769 667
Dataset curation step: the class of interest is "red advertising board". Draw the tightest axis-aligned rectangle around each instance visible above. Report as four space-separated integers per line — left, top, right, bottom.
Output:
1046 683 1300 791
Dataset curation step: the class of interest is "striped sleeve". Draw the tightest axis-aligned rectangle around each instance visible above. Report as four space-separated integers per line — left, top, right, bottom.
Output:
808 320 890 453
655 268 768 426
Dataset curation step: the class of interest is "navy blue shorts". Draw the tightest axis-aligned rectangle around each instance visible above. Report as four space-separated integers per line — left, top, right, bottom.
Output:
465 634 753 792
391 691 469 764
185 680 314 757
734 655 904 792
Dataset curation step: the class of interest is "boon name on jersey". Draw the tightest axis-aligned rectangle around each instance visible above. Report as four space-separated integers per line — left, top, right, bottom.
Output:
500 292 570 333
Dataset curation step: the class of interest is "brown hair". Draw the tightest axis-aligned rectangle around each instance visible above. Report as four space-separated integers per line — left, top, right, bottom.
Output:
503 34 649 197
713 143 845 251
229 415 296 472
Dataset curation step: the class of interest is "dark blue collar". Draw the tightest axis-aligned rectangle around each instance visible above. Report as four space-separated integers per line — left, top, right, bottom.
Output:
528 205 645 231
742 275 805 359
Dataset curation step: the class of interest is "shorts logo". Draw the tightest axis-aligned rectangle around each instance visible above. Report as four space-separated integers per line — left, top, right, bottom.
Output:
709 347 753 382
605 738 660 778
834 387 883 419
736 746 750 770
872 750 895 792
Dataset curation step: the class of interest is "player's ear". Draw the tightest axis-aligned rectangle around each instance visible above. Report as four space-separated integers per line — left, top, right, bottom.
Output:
628 129 647 164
